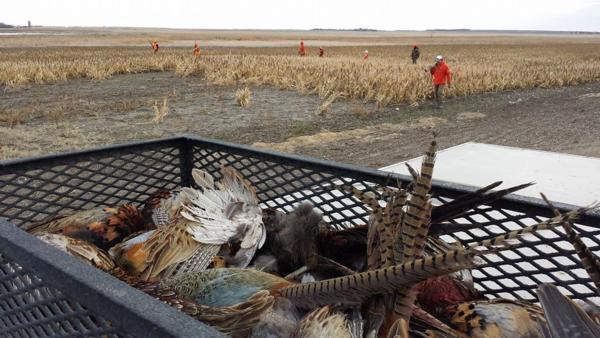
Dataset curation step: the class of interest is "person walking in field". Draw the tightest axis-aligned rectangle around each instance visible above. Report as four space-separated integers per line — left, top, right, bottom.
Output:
150 41 159 53
193 41 201 57
411 45 420 64
363 49 369 60
298 41 306 56
319 47 324 57
429 55 452 108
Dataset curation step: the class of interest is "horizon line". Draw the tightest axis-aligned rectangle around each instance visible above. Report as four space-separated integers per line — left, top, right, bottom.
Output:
1 24 599 34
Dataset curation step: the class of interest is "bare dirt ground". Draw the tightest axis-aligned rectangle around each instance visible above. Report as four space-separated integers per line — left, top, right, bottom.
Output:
1 72 600 168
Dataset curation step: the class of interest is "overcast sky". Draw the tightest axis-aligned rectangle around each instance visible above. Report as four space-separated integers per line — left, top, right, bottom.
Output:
3 0 600 31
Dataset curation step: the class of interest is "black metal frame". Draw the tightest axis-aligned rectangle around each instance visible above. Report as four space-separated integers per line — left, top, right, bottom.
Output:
1 134 599 337
0 220 225 338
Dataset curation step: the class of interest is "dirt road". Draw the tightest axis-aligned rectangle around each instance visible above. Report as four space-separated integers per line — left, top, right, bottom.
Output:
1 72 599 167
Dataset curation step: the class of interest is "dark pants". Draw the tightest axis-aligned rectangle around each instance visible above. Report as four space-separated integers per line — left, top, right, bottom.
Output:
433 84 445 106
412 58 418 64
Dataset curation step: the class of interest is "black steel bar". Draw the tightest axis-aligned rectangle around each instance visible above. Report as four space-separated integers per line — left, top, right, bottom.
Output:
0 137 182 169
179 138 194 187
0 220 225 338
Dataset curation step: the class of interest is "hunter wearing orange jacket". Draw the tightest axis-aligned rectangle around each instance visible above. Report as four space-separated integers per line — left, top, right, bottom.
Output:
193 41 201 57
429 55 451 108
298 41 306 56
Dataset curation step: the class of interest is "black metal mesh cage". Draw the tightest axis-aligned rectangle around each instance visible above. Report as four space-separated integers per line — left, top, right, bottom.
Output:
0 250 121 338
1 135 599 337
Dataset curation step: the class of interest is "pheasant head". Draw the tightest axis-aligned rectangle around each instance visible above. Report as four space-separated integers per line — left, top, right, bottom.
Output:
416 274 484 317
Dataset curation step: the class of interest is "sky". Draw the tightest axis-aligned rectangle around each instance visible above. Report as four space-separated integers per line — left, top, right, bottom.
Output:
3 0 600 32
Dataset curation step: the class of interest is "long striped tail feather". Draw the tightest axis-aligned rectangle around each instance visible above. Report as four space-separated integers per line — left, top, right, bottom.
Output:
467 205 596 250
392 139 436 321
540 193 600 293
281 206 592 309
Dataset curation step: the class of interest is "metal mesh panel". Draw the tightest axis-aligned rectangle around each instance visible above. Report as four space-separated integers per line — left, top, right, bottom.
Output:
0 252 121 338
0 140 182 228
0 135 599 337
189 137 600 304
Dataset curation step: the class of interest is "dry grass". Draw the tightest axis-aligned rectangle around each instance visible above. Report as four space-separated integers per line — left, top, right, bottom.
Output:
2 43 600 107
0 107 29 127
317 92 341 115
235 87 252 107
152 98 169 123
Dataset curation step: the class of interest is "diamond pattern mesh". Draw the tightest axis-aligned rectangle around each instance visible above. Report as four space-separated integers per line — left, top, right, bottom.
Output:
0 136 599 337
0 253 121 338
190 139 600 304
1 142 182 228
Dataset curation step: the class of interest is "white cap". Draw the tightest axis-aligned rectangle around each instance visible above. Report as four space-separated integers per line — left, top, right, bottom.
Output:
435 55 443 61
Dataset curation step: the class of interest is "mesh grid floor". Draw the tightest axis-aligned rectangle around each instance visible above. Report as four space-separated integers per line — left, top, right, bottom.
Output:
1 136 599 336
0 253 121 338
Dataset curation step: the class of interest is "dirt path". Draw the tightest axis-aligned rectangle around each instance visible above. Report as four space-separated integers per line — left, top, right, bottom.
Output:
256 83 600 167
1 72 600 168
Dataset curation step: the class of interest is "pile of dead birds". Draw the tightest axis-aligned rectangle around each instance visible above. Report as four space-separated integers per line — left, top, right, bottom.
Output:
26 139 600 338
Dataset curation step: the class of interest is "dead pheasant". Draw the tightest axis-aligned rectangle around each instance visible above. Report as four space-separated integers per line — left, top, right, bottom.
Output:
444 298 546 338
163 210 577 325
424 204 595 338
34 231 274 338
163 213 579 338
416 238 485 318
340 177 592 337
111 166 265 281
26 203 149 251
431 208 592 338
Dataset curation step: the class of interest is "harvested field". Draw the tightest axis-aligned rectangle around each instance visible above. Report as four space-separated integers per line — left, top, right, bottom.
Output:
2 71 600 167
1 29 600 165
2 43 600 106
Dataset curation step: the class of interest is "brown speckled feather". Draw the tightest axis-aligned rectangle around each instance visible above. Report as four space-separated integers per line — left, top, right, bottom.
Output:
34 232 115 271
392 139 436 321
292 305 351 338
27 204 148 251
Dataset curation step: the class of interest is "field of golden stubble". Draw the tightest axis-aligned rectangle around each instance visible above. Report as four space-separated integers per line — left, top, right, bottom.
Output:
2 43 600 106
